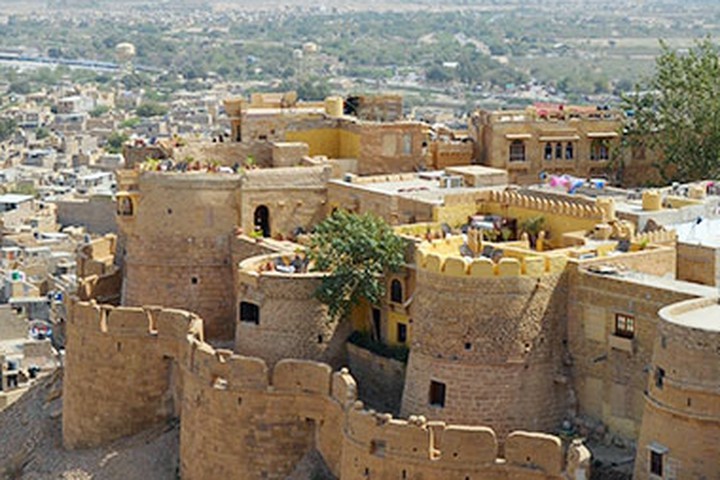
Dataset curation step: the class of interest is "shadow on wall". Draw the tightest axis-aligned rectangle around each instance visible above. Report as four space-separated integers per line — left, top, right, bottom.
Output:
62 300 592 480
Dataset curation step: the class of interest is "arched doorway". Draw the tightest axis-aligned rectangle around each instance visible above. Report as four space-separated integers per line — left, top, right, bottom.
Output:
253 205 270 238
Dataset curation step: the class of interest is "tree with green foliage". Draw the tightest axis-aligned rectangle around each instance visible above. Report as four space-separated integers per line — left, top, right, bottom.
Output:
35 127 50 140
90 105 110 118
0 118 17 142
105 131 129 154
120 117 141 129
136 102 168 118
308 210 405 321
623 39 720 182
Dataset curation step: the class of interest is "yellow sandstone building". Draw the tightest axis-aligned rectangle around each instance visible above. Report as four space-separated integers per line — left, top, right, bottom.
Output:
61 93 719 479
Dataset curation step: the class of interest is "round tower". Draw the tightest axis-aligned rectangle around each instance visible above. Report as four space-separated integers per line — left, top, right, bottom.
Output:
119 172 241 340
634 298 720 480
400 237 571 438
235 253 350 368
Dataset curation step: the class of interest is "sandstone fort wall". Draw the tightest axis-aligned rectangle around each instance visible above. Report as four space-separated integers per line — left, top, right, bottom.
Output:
62 301 202 449
235 254 351 368
238 166 329 239
63 300 590 479
401 250 570 438
120 173 240 340
634 298 720 480
565 267 707 440
346 342 406 415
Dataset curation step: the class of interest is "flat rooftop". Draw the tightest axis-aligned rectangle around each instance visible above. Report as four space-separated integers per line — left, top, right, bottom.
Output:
672 303 720 332
671 217 720 249
585 268 718 299
330 173 498 204
0 194 34 204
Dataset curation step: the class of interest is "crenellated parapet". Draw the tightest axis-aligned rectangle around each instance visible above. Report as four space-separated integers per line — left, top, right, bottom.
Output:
342 405 587 479
234 253 349 368
403 234 571 436
485 190 606 220
631 228 677 246
416 236 568 278
63 300 204 449
64 295 590 480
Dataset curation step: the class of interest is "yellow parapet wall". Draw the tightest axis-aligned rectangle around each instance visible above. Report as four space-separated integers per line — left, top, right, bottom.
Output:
416 236 568 277
64 300 591 480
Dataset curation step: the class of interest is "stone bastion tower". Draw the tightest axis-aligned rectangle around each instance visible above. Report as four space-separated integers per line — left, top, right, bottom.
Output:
117 171 241 340
234 253 352 368
401 236 572 439
634 297 720 480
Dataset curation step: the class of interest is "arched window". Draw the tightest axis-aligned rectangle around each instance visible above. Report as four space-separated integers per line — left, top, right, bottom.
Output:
544 143 552 160
390 279 403 303
253 205 271 238
117 195 134 216
555 142 563 159
509 140 526 162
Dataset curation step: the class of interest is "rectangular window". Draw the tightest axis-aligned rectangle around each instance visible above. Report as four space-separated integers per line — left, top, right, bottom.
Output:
429 380 446 407
370 439 386 457
402 134 412 155
509 140 526 162
239 301 260 325
591 139 610 161
397 323 407 344
615 313 635 339
655 367 665 389
650 450 663 476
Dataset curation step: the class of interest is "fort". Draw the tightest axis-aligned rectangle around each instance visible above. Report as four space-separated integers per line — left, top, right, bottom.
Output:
57 93 720 479
63 300 591 480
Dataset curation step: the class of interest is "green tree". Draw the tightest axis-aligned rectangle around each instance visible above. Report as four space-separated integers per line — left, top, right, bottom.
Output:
0 118 17 142
90 105 110 118
136 102 168 118
106 131 129 154
623 39 720 182
35 127 50 140
308 210 405 321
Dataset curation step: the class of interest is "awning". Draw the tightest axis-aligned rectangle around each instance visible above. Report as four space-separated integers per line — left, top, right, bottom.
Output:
505 133 532 140
539 135 580 142
587 132 619 138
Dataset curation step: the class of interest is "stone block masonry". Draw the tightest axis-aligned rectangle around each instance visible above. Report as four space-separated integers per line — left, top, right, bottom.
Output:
63 300 591 480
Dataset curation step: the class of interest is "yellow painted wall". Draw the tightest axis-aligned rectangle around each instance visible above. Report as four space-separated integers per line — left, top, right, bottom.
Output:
433 203 478 226
339 128 360 158
285 128 340 158
386 309 411 346
482 204 599 246
350 301 372 334
284 128 361 159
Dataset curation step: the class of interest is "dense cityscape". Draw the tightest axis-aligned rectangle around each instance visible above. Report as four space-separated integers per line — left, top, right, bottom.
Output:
0 1 718 479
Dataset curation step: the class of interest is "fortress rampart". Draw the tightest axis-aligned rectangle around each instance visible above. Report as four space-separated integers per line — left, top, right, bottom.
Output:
62 301 203 449
484 190 606 219
63 300 590 479
119 172 241 340
235 254 351 367
634 298 720 480
402 241 570 438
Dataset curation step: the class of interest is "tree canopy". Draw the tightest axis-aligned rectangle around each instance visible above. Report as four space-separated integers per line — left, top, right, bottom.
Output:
308 210 405 321
105 131 128 154
136 101 168 118
623 39 720 182
0 118 17 142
